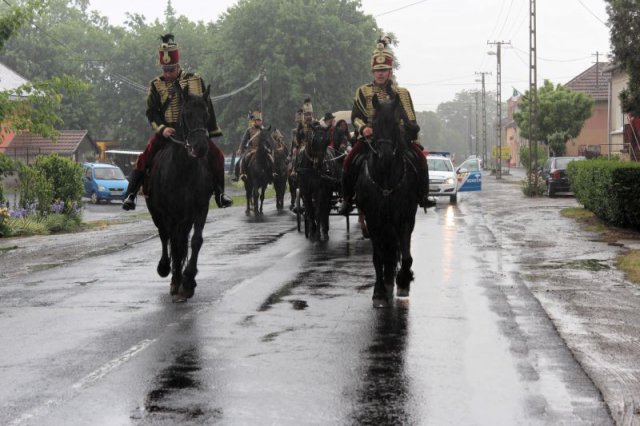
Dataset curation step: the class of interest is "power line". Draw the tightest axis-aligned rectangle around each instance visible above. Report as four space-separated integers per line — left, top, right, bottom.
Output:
512 46 592 63
373 0 433 17
574 0 607 26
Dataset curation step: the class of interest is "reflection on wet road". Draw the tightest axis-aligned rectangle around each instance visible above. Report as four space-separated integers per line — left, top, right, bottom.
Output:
0 198 613 425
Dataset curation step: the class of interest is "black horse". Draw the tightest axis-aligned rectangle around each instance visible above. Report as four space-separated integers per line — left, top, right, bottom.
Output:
296 123 341 240
271 129 288 212
145 85 216 302
243 127 273 215
354 95 419 307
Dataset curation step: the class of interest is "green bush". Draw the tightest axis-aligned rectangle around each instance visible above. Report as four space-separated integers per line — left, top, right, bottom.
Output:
519 144 548 172
0 206 9 237
0 153 17 205
34 154 83 213
568 158 640 229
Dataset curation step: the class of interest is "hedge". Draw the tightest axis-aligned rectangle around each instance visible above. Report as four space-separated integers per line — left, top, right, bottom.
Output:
568 158 640 229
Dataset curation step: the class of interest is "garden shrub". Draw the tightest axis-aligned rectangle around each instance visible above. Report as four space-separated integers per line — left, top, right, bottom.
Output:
568 158 640 229
34 154 83 213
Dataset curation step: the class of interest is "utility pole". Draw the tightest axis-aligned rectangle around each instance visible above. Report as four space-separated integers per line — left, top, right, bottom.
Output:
528 0 537 195
259 69 266 121
476 71 491 168
468 103 473 157
474 91 480 158
488 40 511 180
592 51 602 88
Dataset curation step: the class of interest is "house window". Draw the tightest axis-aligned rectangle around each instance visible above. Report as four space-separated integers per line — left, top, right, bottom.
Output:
578 145 601 158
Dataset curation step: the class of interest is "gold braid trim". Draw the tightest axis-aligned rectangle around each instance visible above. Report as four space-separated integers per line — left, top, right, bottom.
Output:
152 75 205 125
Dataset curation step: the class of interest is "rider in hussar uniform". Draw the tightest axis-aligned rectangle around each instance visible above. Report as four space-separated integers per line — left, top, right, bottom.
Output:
294 98 315 152
122 34 232 210
338 35 433 215
234 110 269 181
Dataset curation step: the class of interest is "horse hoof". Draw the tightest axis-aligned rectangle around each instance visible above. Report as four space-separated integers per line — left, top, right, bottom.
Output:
157 261 170 278
372 298 390 308
397 288 410 298
172 294 188 303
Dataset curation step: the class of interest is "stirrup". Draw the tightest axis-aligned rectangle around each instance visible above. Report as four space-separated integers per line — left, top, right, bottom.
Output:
215 193 233 208
240 174 247 182
122 194 136 211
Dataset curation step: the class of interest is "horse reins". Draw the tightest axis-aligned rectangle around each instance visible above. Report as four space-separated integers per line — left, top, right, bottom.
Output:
364 151 407 198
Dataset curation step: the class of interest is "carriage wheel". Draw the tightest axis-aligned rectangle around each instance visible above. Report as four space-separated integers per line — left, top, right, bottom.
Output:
295 188 302 232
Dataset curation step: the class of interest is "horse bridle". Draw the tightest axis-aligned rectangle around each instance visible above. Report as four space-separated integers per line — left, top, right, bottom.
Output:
169 99 209 149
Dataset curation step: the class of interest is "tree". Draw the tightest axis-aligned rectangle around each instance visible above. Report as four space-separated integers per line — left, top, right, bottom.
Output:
513 80 594 156
435 90 498 162
0 0 86 139
606 0 640 115
208 0 380 150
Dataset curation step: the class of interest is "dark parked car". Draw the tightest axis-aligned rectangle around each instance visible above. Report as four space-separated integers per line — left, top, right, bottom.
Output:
540 156 585 197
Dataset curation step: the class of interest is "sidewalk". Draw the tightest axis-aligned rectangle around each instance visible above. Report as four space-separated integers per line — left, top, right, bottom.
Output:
475 168 640 425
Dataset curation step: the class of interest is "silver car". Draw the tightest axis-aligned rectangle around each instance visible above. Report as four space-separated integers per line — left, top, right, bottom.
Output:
427 155 458 203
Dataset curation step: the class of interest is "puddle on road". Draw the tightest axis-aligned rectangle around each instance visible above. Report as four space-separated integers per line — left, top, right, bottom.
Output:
542 259 611 272
290 299 308 310
136 347 222 423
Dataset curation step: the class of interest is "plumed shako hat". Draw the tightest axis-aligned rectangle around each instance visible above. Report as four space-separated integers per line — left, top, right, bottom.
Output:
159 33 180 66
371 34 394 71
302 98 313 114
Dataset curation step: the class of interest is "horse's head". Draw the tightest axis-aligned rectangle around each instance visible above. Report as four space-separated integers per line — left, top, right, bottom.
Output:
371 94 403 149
180 84 211 158
309 121 328 158
258 125 274 153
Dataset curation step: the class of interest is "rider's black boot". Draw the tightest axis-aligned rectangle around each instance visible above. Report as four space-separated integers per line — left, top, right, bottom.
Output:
122 169 144 211
417 172 436 209
232 161 240 182
214 184 233 208
338 176 354 215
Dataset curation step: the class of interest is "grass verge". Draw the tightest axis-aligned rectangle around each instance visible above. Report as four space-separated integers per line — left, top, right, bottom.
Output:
562 206 640 285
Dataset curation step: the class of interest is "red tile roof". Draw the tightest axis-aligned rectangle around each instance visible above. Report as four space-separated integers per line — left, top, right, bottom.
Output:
3 130 90 156
565 62 611 101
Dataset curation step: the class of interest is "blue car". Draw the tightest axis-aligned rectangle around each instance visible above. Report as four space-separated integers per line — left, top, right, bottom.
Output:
82 163 129 204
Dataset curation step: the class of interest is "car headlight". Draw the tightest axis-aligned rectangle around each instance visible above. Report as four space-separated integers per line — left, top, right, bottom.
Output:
445 177 455 185
98 186 106 191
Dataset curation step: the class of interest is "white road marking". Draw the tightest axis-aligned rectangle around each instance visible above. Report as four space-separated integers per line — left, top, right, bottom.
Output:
8 338 156 426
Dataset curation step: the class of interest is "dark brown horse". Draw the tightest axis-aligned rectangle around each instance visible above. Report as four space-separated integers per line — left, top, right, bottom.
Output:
354 95 419 307
295 122 341 240
145 85 216 302
243 127 273 215
271 129 288 212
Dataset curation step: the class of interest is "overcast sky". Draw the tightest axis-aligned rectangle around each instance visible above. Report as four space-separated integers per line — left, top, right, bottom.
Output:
88 0 611 112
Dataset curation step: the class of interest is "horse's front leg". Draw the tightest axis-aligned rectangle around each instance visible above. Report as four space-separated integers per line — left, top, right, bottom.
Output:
170 228 187 302
396 223 415 297
157 225 171 279
182 211 208 299
252 185 260 216
371 238 389 308
259 184 266 214
244 181 252 215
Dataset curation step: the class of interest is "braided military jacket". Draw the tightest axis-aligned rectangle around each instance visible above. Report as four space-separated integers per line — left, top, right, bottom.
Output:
351 80 419 143
240 126 262 154
146 70 222 138
295 121 315 150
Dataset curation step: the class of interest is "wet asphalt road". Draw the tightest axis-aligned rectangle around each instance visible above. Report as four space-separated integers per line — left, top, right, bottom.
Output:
0 175 616 425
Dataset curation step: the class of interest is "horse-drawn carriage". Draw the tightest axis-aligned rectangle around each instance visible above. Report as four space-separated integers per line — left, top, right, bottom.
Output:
289 116 356 240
